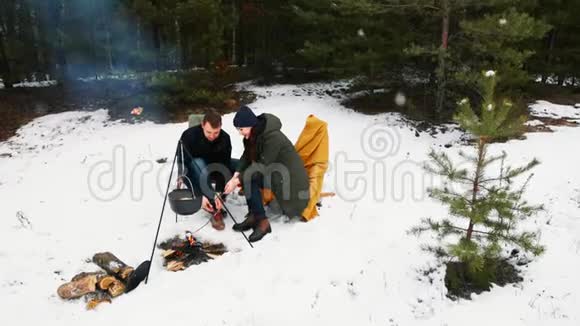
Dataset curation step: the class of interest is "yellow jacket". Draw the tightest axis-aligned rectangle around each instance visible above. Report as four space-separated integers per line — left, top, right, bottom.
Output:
294 114 329 220
262 114 329 220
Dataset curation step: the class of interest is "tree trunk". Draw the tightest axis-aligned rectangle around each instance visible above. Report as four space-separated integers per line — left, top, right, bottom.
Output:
105 13 114 73
231 0 237 64
29 5 44 72
0 39 12 87
152 24 162 70
543 29 557 83
467 137 487 241
0 19 14 88
174 19 181 69
90 0 99 79
136 18 142 53
180 27 190 69
54 0 67 84
436 0 450 117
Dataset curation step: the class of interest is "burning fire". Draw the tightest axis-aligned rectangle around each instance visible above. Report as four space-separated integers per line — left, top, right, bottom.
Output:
185 231 196 247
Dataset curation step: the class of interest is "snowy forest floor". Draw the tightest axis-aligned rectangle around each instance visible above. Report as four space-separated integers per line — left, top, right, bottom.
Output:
1 82 579 326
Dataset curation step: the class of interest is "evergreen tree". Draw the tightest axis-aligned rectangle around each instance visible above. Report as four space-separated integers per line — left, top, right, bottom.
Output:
412 71 544 281
528 0 580 86
290 0 412 84
455 5 551 91
404 0 550 114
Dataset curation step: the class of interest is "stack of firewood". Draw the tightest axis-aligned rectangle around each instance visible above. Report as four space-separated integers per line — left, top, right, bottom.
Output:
57 252 139 310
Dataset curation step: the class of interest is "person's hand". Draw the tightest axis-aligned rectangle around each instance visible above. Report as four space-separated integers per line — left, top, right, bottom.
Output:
177 177 184 189
224 176 240 194
201 196 214 213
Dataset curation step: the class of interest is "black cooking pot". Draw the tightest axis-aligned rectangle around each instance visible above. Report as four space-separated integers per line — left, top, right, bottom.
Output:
168 188 202 215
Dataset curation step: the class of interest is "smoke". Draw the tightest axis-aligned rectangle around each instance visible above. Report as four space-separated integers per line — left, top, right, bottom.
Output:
21 0 179 80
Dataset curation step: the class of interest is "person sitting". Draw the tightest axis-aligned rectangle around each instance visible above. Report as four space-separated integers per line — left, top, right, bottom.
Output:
177 109 238 230
224 106 310 242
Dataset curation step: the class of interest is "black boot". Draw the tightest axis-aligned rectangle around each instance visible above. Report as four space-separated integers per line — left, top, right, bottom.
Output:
232 213 257 232
249 219 272 242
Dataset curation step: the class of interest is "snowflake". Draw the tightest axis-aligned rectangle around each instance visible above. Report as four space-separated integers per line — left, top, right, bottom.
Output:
487 104 493 111
499 18 507 26
357 29 365 37
394 92 406 106
485 70 496 77
459 98 468 105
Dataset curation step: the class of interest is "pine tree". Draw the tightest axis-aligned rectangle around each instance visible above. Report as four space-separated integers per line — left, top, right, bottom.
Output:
455 5 551 91
412 70 544 281
528 0 580 86
404 0 550 115
290 0 413 85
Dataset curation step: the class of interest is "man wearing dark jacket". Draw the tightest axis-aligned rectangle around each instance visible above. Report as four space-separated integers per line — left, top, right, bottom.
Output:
177 110 238 230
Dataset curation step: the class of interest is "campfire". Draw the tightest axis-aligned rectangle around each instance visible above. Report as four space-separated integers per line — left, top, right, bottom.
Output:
158 232 227 272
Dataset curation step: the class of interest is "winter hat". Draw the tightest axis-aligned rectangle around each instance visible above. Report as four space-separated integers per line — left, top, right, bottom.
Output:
233 105 258 128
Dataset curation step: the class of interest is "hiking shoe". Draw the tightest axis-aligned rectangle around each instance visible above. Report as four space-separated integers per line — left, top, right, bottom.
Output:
249 219 272 242
210 210 225 231
232 213 257 232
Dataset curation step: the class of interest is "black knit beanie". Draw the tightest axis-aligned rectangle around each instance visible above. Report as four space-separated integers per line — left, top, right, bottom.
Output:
233 105 258 128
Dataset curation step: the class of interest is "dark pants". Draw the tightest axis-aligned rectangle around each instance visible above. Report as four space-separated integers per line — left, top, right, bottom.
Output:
184 158 239 206
243 173 266 220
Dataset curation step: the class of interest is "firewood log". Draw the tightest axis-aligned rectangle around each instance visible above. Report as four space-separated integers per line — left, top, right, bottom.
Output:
92 252 134 281
72 271 105 282
57 274 99 299
85 292 112 310
97 275 118 291
107 279 126 297
166 260 185 272
162 249 177 259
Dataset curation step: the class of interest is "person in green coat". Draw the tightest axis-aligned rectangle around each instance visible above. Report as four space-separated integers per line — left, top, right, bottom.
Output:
224 106 310 242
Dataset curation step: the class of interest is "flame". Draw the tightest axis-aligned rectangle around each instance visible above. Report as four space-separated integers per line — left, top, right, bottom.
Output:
185 232 196 247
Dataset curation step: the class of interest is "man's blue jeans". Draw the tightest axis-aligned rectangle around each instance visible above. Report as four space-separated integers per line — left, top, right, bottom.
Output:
184 158 239 206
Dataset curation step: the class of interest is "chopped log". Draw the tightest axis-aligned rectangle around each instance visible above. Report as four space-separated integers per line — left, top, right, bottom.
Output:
119 266 134 281
85 292 112 310
57 274 99 299
166 260 185 272
72 271 105 282
97 275 118 291
107 279 126 297
86 298 111 310
163 249 176 258
92 252 134 281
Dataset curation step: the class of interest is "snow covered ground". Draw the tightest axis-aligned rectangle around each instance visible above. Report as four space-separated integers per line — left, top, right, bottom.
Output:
1 83 579 325
530 100 580 119
0 77 57 89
